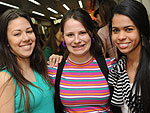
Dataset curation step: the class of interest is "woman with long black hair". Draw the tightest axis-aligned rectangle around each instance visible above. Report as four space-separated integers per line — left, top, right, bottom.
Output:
108 0 150 112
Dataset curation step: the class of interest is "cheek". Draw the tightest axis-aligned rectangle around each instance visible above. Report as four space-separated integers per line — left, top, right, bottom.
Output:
133 35 140 45
31 35 36 45
111 35 116 43
64 37 73 45
8 38 19 47
84 35 91 42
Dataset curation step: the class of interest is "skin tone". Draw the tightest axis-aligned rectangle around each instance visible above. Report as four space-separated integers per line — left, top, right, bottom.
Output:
111 14 141 83
56 28 64 52
56 28 63 43
63 18 92 63
7 17 35 59
0 17 36 112
95 14 103 27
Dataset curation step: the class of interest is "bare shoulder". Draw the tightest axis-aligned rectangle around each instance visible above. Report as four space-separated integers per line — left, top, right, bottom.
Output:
0 71 15 112
0 71 15 91
0 71 14 86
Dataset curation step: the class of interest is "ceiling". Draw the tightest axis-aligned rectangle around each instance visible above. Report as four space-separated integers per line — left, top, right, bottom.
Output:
0 0 102 21
0 0 124 25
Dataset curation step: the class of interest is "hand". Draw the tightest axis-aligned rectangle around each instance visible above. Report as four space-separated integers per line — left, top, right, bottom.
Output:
48 54 63 67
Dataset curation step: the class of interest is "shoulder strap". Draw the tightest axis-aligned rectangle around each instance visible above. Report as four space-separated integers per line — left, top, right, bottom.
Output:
95 55 109 80
54 57 67 113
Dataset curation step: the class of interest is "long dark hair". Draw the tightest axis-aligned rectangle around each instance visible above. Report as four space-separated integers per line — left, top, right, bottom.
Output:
109 0 150 112
0 9 52 112
61 8 104 57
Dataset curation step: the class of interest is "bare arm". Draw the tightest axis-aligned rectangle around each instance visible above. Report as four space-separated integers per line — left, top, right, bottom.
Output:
48 54 63 67
0 72 15 113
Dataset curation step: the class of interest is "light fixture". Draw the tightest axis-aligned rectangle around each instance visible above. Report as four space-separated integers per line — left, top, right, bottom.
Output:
47 7 58 14
50 17 56 19
63 4 70 10
0 1 19 9
28 0 40 6
54 19 62 24
32 11 45 16
78 0 83 8
60 14 63 17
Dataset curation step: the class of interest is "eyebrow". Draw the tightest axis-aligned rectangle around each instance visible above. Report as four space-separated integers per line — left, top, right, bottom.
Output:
124 25 135 28
112 25 135 29
12 27 32 32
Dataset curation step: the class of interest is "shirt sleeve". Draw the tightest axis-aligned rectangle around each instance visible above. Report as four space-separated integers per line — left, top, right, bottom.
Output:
108 57 126 86
108 64 119 86
48 65 58 84
105 57 116 71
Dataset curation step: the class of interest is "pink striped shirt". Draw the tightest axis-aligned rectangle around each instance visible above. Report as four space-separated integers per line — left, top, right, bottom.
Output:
48 57 116 113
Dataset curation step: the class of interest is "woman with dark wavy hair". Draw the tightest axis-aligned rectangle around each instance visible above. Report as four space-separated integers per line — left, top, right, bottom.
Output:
0 9 55 113
43 23 64 61
48 8 121 113
108 0 150 112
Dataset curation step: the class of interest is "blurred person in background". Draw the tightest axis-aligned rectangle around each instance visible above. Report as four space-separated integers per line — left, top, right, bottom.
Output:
98 0 117 58
94 8 103 28
43 23 65 61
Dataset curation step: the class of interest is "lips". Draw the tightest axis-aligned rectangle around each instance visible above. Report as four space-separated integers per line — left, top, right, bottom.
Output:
117 43 130 49
20 43 32 50
72 44 85 48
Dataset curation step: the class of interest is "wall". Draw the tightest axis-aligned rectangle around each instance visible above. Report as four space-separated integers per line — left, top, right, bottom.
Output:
137 0 150 15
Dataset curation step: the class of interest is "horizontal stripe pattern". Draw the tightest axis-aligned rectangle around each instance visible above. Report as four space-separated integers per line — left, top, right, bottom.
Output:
48 57 116 113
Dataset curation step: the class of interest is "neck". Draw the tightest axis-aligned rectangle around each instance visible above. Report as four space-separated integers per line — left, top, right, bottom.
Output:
17 58 31 71
126 45 141 83
69 53 92 63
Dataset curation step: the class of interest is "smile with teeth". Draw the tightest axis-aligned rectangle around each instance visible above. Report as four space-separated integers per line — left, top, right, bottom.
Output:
118 43 130 48
72 44 85 48
20 43 32 50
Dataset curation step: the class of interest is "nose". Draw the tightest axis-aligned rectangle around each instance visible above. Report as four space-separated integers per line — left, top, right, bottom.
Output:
118 31 127 40
22 32 30 42
74 35 81 43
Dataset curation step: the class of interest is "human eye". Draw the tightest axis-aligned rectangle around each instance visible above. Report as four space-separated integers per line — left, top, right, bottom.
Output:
125 28 133 32
66 33 73 37
81 31 87 34
14 32 21 36
112 28 119 34
27 29 33 34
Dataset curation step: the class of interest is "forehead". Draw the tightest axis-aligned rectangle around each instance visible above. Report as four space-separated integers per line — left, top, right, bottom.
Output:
64 18 85 31
64 18 83 26
8 17 31 29
112 14 135 27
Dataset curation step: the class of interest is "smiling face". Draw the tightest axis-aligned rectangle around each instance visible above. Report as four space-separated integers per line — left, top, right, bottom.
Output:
7 17 36 59
111 14 141 56
63 18 92 60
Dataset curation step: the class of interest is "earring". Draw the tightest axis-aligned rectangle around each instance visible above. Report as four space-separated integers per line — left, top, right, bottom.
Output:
92 37 95 43
62 41 66 47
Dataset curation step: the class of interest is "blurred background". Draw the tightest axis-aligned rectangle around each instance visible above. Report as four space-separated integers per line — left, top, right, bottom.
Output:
0 0 149 48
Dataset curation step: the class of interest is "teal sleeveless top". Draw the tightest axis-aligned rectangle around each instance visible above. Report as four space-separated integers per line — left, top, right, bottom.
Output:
2 70 55 113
